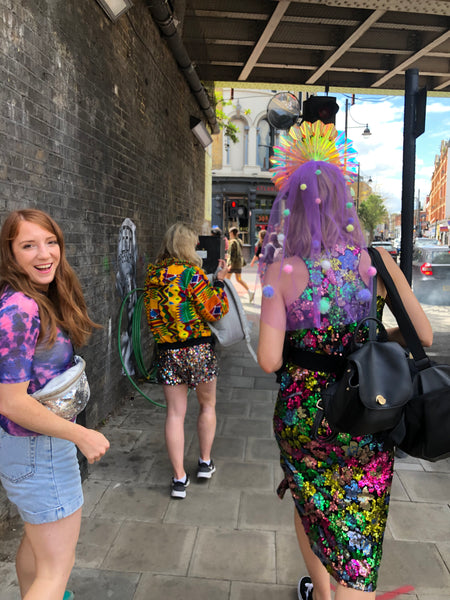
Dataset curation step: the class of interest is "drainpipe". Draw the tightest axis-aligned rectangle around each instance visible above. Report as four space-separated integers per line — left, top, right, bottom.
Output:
148 0 219 134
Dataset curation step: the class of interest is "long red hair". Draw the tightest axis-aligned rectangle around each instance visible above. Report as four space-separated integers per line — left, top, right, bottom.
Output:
0 209 99 347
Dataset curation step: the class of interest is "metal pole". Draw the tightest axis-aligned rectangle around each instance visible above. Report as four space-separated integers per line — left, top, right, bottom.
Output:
356 163 360 210
344 98 349 140
400 69 418 284
417 189 422 237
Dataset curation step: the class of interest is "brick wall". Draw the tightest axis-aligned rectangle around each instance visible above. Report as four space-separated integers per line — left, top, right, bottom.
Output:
0 0 210 521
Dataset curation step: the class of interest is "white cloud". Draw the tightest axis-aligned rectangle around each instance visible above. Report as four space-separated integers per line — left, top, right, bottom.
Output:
426 101 450 114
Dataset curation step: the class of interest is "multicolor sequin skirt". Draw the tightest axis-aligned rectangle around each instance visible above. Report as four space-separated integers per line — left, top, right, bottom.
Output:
275 367 395 592
156 342 218 388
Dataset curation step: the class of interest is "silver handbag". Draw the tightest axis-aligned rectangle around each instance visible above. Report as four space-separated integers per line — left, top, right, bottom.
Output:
32 355 90 420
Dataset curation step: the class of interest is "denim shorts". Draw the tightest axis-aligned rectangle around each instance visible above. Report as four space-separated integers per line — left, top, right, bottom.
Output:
0 429 83 525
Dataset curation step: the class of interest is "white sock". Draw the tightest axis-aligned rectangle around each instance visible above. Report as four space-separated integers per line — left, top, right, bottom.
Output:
173 474 187 483
199 458 211 466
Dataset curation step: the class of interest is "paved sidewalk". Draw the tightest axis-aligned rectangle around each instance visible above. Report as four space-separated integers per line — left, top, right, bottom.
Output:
1 270 449 599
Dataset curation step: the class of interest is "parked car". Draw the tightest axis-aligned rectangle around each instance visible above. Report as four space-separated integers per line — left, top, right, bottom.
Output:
414 237 439 247
412 245 450 304
371 241 398 261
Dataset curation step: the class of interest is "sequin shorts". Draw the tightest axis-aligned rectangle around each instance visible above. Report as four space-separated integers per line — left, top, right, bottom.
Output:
157 342 218 388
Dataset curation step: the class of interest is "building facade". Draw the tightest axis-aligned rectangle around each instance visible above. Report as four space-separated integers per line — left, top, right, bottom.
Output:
427 139 450 244
212 89 280 258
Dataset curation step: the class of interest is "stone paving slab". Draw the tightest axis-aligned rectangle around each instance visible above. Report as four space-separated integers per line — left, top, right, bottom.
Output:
209 461 274 491
67 568 139 600
230 581 298 600
221 416 273 438
377 539 450 594
245 437 280 462
396 471 450 503
164 488 241 528
239 491 293 531
91 482 170 523
189 528 276 583
134 574 230 600
102 521 197 574
388 501 450 542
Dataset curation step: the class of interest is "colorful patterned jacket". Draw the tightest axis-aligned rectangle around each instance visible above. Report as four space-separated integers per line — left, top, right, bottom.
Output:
144 259 229 346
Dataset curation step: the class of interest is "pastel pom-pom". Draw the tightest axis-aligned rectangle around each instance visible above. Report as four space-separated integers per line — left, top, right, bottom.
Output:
367 266 377 277
262 285 274 298
283 208 290 216
346 224 354 232
319 297 330 313
358 289 372 302
315 197 321 204
315 169 322 175
283 264 293 274
348 217 354 224
321 259 331 271
300 183 307 190
346 202 353 209
312 239 320 249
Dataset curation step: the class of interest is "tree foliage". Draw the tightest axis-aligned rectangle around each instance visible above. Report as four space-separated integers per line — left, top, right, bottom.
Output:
214 92 250 144
357 193 388 243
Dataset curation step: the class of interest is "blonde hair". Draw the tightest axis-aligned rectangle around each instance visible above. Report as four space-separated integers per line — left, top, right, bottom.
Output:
0 209 99 347
156 222 201 267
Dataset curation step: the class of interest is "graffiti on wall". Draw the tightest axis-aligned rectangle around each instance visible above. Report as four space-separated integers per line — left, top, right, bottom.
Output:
116 218 138 375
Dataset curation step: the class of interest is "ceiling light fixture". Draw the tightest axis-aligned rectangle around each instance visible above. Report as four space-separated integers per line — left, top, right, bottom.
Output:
95 0 133 22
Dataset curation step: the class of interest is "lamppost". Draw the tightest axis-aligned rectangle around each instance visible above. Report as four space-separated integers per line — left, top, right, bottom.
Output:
355 162 372 210
344 99 372 140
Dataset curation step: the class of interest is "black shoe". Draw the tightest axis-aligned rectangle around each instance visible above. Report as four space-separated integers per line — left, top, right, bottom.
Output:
171 474 190 498
197 459 216 479
298 576 313 600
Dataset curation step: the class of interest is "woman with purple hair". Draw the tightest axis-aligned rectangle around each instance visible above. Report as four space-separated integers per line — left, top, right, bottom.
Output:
257 122 432 600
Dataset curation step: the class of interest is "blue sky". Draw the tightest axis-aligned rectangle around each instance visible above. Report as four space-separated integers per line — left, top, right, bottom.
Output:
332 92 450 214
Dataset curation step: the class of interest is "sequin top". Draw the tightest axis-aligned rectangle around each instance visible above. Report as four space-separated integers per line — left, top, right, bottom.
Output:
286 245 371 331
0 286 73 436
144 260 229 345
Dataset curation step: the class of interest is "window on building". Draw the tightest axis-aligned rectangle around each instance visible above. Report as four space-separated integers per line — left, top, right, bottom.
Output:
227 118 247 171
257 118 271 170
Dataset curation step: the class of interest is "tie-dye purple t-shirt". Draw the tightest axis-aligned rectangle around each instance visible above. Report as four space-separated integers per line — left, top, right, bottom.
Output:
0 286 73 436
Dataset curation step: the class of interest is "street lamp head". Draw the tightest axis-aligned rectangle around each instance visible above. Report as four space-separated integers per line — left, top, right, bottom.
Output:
362 125 371 137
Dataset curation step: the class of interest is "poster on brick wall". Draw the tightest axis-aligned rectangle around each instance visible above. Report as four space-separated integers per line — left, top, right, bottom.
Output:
116 218 137 376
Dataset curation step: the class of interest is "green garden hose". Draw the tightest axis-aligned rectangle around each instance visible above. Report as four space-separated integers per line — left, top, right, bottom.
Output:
118 288 165 408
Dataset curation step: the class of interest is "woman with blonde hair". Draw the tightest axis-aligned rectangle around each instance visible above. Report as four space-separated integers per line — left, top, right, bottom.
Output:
144 222 229 498
0 209 109 600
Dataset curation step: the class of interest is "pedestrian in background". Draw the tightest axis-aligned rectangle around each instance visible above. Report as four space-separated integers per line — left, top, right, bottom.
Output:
262 231 282 265
257 126 432 600
144 222 229 499
250 228 267 267
226 226 254 302
0 209 109 600
211 226 229 257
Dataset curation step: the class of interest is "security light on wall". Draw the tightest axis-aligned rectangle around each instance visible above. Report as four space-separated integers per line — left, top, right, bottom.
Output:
190 117 213 149
95 0 133 21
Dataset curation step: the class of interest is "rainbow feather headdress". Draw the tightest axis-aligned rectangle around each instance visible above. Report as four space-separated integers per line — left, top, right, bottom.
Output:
270 121 358 190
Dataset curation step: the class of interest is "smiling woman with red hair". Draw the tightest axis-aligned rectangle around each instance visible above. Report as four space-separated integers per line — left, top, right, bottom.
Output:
0 208 109 600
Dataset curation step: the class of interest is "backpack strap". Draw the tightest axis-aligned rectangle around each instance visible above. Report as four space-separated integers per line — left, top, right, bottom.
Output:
368 247 431 370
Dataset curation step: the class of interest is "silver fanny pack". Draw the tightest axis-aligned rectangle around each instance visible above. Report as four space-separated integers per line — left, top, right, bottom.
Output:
32 355 90 420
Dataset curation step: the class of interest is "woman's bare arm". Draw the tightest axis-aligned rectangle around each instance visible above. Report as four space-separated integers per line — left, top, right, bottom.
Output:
0 382 110 463
377 247 433 347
